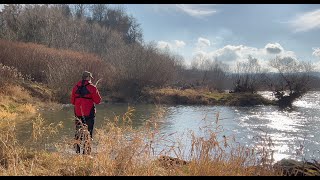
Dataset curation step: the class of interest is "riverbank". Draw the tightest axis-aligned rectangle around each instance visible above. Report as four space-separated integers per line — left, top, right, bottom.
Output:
0 81 275 128
139 87 276 106
0 81 61 127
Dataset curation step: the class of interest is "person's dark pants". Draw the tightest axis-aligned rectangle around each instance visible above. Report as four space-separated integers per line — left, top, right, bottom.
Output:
77 116 95 138
75 116 95 154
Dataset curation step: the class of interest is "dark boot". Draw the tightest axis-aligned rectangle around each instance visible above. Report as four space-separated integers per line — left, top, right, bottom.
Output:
76 144 81 154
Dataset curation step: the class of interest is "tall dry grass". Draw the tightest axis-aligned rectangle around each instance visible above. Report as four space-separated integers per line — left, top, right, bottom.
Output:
0 39 114 103
0 106 281 176
0 63 40 125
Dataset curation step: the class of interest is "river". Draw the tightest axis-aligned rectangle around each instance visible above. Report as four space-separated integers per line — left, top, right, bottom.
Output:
15 91 320 162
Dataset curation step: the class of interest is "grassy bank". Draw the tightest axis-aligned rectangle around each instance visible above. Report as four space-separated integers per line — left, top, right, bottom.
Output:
142 87 276 106
0 79 60 128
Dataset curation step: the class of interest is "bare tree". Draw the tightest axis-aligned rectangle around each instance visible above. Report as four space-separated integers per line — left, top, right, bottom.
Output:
0 11 5 37
268 56 313 107
90 4 108 24
189 54 229 90
0 4 23 40
191 53 211 85
19 4 47 43
57 4 72 18
73 4 87 19
208 58 229 91
232 55 264 93
125 15 143 43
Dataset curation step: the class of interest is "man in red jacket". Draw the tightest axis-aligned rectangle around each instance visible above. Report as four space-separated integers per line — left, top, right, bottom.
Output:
71 71 101 153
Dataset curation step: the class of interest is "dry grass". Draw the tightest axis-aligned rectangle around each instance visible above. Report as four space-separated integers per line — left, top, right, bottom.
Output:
0 84 30 100
0 106 282 176
146 87 232 105
145 87 274 106
0 61 63 126
31 114 63 143
0 39 114 103
0 95 36 127
0 110 17 122
0 82 58 128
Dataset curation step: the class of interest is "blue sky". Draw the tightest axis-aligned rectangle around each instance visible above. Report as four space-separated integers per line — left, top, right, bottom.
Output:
119 4 320 70
1 4 320 70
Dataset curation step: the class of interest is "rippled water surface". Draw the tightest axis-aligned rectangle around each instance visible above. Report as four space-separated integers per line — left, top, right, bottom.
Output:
17 91 320 162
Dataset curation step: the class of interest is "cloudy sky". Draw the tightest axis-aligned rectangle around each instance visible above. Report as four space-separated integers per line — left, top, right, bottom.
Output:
120 4 320 70
1 4 320 70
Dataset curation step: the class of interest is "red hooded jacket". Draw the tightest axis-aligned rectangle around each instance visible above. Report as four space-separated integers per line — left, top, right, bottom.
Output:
71 80 102 117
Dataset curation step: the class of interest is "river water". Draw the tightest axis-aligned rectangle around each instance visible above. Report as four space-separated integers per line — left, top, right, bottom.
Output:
16 91 320 162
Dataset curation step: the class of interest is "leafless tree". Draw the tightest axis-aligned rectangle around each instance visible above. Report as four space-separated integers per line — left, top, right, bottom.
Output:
268 56 313 107
189 54 229 90
73 4 87 19
0 4 23 40
91 4 107 23
191 53 211 85
232 55 265 93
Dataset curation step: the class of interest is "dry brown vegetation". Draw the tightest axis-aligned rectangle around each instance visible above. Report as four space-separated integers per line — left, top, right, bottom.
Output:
143 87 275 106
0 38 182 103
0 5 184 103
0 39 113 103
0 62 62 128
0 64 36 125
0 106 281 176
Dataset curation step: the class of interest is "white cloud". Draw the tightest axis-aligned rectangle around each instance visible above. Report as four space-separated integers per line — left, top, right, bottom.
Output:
157 41 172 50
195 37 211 51
276 56 297 63
148 4 219 18
191 43 297 71
175 4 218 18
157 40 186 51
174 40 186 48
265 43 284 54
289 9 320 32
313 48 320 58
209 45 243 62
313 62 320 71
279 51 297 59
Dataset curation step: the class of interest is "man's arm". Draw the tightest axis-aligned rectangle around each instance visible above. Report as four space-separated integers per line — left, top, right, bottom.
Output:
92 86 102 104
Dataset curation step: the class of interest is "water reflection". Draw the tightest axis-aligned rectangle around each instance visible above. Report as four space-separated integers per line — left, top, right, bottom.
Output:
16 91 320 162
